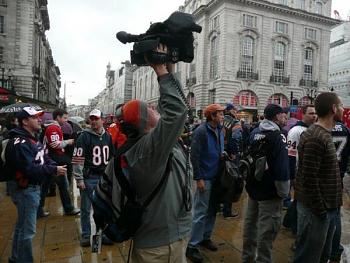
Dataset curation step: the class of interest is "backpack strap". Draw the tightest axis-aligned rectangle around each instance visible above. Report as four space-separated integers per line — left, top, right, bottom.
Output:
142 153 173 208
113 138 142 203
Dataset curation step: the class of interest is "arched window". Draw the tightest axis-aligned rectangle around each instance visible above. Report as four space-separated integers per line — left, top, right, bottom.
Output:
233 90 258 107
304 48 313 81
268 94 289 107
316 2 323 15
210 37 218 79
240 36 254 76
299 96 312 106
273 42 286 82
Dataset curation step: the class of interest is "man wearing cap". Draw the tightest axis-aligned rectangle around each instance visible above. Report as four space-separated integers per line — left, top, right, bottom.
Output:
242 104 290 263
5 106 67 263
186 103 225 263
38 108 79 217
72 109 114 247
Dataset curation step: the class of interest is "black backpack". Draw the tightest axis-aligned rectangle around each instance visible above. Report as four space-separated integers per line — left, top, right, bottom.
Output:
0 135 13 182
239 130 279 182
92 139 172 243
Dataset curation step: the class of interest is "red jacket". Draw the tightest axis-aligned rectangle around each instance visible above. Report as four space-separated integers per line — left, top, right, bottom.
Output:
44 123 65 156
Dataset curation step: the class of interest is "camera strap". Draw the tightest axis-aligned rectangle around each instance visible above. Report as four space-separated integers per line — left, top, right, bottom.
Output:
171 74 193 212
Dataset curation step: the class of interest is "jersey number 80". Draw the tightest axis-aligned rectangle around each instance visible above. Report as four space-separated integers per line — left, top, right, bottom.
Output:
92 146 109 166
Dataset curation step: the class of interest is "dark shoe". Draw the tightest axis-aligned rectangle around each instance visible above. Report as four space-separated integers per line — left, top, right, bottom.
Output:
80 236 90 247
102 235 113 245
223 211 239 219
186 247 203 263
199 239 218 251
37 211 50 219
64 208 80 216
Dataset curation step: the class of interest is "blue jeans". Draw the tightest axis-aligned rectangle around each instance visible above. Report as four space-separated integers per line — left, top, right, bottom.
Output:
80 178 99 237
8 181 41 263
39 174 74 213
293 202 338 263
330 209 344 261
188 180 217 248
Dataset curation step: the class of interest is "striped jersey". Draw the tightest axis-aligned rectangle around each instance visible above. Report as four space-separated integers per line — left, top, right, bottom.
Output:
331 122 350 175
72 129 114 179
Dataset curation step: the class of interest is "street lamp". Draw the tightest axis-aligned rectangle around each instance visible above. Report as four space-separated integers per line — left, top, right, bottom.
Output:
306 88 317 103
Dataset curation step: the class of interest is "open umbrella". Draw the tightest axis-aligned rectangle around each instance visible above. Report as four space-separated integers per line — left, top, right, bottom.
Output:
0 103 42 114
69 116 85 124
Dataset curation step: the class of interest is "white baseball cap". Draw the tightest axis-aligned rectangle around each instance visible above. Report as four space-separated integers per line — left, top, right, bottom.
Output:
17 106 43 119
89 109 102 118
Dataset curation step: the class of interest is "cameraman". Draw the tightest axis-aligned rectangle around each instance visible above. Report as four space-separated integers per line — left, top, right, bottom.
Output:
108 44 192 262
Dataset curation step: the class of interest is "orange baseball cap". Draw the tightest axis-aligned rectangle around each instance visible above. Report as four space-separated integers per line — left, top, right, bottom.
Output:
204 104 225 118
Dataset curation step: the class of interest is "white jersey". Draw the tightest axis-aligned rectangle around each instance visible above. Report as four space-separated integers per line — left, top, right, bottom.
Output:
287 125 307 157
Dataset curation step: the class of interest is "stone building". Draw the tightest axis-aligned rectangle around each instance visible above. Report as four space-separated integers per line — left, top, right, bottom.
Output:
329 21 350 106
0 0 60 109
88 62 133 116
131 0 339 121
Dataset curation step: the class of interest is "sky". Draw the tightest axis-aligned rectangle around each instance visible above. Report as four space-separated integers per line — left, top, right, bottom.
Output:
46 0 350 105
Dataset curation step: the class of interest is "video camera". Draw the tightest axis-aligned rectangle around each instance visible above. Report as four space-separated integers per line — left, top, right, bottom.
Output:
116 12 202 66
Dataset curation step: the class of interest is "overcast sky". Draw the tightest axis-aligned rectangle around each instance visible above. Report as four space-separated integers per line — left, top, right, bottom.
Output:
46 0 350 105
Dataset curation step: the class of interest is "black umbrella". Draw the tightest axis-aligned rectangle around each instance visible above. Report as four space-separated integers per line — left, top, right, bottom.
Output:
0 103 42 114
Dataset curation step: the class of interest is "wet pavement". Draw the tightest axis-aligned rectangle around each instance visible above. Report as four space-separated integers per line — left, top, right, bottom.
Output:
1 181 350 263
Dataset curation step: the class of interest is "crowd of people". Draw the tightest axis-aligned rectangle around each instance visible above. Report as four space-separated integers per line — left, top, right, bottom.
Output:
0 46 349 263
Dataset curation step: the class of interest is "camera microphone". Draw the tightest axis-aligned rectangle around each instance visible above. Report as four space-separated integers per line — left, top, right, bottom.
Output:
116 31 141 44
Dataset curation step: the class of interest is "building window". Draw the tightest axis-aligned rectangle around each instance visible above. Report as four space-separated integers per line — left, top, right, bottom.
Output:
243 14 257 28
305 28 317 40
118 67 124 77
279 0 288 5
0 46 3 62
275 21 288 34
209 89 216 104
298 0 305 9
268 94 289 107
210 15 219 31
316 2 323 15
273 42 286 80
234 90 258 107
210 37 218 79
240 36 254 75
304 48 313 81
0 16 4 34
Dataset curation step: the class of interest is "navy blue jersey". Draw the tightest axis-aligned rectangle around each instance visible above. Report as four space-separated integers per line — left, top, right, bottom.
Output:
72 130 114 177
332 122 350 176
5 127 57 187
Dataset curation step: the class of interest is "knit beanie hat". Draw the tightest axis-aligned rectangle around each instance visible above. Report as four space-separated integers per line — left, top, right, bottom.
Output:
116 100 148 133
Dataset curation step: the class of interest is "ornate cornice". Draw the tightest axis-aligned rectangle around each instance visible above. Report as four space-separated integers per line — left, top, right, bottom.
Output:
195 0 340 26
